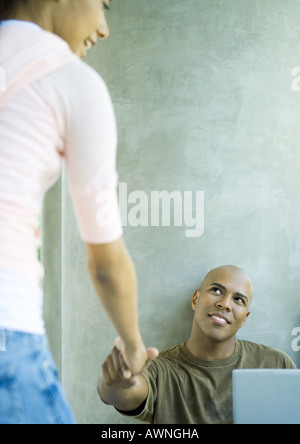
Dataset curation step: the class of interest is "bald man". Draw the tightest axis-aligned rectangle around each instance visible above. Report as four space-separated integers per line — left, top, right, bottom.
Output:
98 266 296 424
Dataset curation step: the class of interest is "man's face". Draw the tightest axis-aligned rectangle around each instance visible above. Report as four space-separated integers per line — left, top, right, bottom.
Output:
54 0 111 58
192 266 253 344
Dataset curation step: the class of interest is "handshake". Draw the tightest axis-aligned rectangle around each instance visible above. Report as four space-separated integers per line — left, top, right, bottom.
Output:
98 337 159 411
102 336 158 382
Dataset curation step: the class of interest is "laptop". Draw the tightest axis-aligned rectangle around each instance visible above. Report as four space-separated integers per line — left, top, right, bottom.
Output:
233 369 300 424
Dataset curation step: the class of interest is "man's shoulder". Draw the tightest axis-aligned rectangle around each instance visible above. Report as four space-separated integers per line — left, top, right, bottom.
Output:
146 344 184 372
238 339 288 356
237 340 296 369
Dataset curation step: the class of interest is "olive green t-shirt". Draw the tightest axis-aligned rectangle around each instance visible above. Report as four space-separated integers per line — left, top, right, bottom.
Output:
122 340 296 425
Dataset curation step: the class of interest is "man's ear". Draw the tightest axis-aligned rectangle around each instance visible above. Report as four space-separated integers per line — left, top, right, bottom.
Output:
240 311 251 328
192 290 200 311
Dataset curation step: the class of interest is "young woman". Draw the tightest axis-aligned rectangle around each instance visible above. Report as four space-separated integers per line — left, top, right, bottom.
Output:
0 0 157 424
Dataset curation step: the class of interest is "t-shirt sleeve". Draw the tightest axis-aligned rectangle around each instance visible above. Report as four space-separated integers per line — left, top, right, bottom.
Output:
64 62 123 244
116 363 158 424
136 366 158 423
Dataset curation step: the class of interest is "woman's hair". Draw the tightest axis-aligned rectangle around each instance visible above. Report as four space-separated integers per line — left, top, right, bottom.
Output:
0 0 28 21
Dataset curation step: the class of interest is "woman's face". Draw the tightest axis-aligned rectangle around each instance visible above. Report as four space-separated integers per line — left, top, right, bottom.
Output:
54 0 111 58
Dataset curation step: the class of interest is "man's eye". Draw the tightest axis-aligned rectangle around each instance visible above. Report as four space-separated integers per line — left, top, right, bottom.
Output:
211 288 222 295
235 297 245 305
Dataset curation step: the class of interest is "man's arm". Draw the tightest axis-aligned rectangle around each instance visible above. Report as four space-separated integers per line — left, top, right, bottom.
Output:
98 346 150 412
86 237 149 374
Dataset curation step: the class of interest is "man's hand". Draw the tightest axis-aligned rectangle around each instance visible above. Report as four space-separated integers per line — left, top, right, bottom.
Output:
113 336 159 380
99 341 157 410
102 346 139 390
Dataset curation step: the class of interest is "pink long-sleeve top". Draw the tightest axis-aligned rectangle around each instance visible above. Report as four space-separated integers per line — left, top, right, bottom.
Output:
0 21 123 334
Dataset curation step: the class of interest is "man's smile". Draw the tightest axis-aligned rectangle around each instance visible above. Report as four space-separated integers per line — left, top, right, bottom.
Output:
208 312 231 326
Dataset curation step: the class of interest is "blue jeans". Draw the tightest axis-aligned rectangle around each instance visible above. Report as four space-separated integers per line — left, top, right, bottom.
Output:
0 329 76 424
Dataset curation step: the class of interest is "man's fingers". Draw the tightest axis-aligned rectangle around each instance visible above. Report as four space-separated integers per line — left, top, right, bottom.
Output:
117 349 132 380
102 355 117 386
113 337 129 377
123 369 132 380
140 348 159 373
113 337 159 377
147 347 159 362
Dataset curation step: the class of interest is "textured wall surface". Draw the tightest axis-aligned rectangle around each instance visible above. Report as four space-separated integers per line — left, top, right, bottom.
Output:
43 0 300 424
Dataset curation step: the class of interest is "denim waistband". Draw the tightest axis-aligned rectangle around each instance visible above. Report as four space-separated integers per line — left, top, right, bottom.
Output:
0 328 45 354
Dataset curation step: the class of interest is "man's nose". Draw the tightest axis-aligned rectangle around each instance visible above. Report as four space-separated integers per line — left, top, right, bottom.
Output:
216 296 231 312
